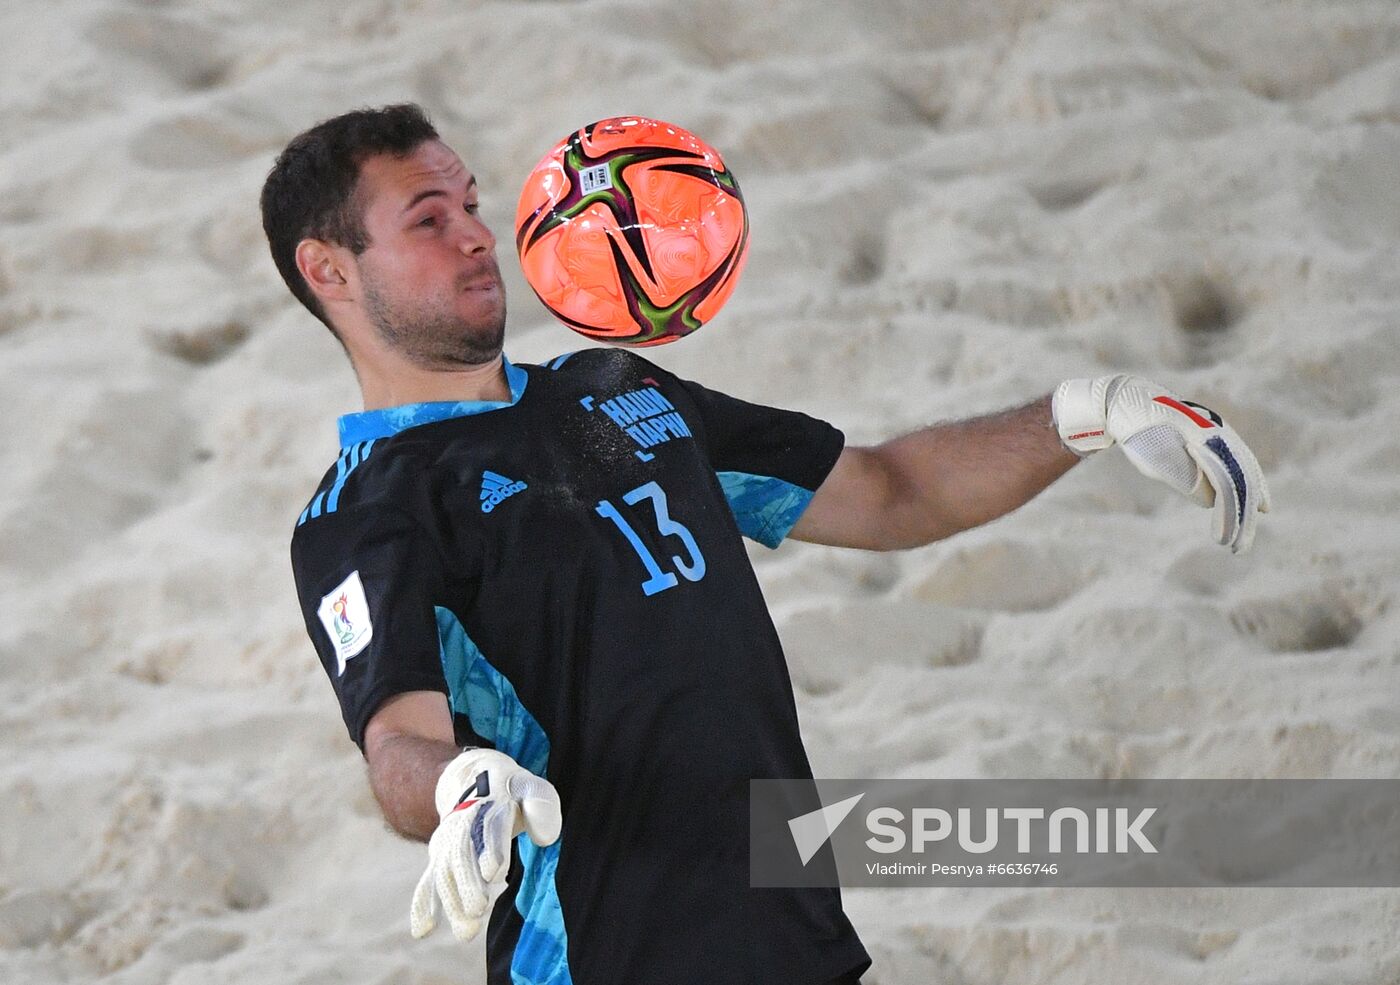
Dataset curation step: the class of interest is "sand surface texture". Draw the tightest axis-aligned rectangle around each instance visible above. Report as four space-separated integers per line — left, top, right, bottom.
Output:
3 0 1399 982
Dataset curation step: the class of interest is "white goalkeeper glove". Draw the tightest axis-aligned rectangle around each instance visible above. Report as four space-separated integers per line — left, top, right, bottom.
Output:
409 748 562 942
1052 375 1271 553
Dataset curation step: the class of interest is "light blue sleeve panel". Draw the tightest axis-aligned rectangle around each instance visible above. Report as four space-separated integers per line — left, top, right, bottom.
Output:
717 471 817 549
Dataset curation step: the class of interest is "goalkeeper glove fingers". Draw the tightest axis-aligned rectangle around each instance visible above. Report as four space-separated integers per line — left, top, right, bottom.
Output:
409 748 562 942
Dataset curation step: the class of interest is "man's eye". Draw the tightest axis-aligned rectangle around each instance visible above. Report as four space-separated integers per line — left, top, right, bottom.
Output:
465 203 480 215
418 215 438 228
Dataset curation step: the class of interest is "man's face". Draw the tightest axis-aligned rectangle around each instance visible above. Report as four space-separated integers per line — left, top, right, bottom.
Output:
350 140 507 366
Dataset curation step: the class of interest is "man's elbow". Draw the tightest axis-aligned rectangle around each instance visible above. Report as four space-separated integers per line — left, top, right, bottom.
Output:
867 449 971 550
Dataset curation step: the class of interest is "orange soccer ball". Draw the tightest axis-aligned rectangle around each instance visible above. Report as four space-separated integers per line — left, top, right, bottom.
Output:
514 117 749 346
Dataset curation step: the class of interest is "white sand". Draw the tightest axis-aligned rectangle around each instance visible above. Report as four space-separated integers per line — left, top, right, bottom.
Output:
3 0 1399 981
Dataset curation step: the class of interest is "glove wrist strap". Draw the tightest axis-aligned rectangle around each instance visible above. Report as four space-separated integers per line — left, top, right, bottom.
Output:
1052 376 1117 455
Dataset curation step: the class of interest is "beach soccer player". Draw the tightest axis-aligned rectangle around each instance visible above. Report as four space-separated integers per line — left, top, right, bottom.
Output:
265 104 1268 985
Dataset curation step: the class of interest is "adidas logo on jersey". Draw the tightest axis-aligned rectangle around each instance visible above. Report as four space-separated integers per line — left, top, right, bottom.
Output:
480 470 528 513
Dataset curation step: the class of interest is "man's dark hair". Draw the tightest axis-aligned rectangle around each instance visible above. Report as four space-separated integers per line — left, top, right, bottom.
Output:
260 103 439 331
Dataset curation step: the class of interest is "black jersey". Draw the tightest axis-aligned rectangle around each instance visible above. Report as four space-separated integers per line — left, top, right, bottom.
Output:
290 347 870 985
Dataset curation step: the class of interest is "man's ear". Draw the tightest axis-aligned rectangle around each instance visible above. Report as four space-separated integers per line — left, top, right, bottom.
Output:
295 238 355 307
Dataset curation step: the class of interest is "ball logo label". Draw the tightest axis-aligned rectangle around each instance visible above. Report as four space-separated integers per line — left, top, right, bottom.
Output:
579 163 612 194
317 569 373 676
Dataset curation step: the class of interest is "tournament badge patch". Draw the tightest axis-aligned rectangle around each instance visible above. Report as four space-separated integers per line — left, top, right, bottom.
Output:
317 569 374 676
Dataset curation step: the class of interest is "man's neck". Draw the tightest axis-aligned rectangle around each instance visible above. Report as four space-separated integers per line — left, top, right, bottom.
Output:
357 353 511 411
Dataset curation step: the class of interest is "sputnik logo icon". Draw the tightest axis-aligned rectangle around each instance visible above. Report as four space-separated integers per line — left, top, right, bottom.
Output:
788 793 866 866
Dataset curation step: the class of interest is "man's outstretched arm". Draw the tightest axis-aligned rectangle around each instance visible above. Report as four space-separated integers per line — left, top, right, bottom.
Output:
790 376 1270 554
790 394 1076 551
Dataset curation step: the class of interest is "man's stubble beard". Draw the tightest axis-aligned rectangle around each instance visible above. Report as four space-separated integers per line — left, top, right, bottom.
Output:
359 264 507 368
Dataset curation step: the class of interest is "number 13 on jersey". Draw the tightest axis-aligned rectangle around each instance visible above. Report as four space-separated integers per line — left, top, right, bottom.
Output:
596 481 707 596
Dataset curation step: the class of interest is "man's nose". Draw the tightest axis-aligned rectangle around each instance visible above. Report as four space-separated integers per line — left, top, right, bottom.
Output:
458 215 496 255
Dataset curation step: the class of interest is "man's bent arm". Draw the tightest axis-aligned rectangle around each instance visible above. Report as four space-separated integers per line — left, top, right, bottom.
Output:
363 690 461 842
791 394 1079 551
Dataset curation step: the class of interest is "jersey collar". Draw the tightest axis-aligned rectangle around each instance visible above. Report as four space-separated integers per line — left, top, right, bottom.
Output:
337 356 529 447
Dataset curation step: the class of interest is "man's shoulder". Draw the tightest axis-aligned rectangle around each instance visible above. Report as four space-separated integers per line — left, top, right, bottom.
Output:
536 345 659 381
291 434 434 538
